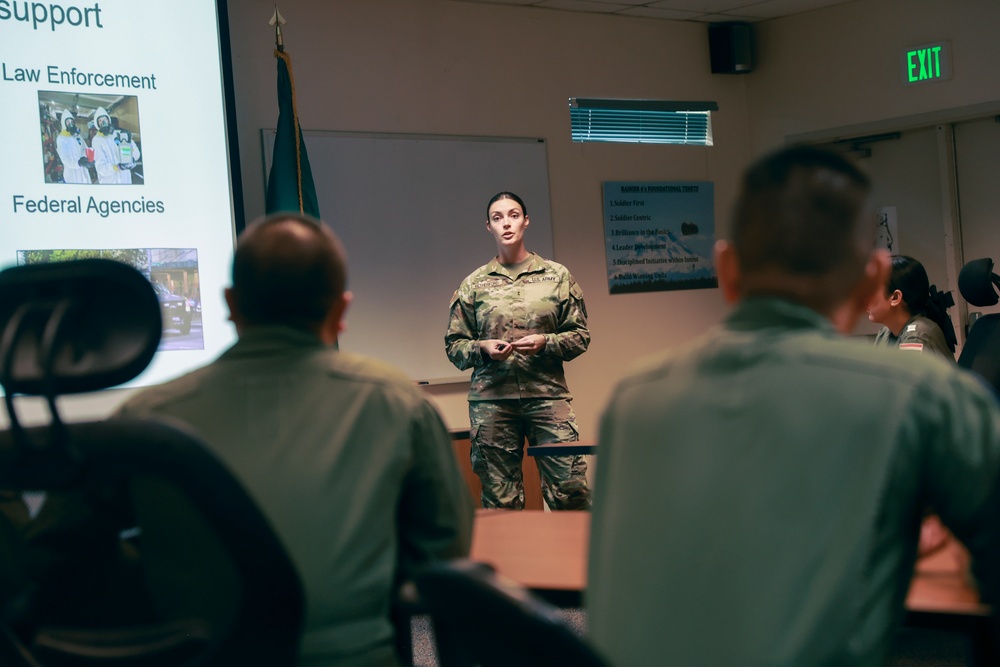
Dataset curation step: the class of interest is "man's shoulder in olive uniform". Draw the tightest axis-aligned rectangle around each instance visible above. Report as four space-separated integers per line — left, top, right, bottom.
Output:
590 297 1000 666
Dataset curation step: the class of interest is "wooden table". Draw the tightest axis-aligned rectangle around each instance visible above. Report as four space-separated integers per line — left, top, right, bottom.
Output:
907 537 987 615
470 509 588 606
470 509 990 618
902 536 997 663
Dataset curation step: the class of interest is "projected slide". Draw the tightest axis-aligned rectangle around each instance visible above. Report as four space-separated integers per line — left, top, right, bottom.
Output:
1 0 239 387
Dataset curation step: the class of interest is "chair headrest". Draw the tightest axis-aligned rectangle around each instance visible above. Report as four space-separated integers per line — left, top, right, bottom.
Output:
958 258 1000 308
0 259 162 396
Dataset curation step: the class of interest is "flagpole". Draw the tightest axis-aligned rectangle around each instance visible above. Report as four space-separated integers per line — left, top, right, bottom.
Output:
269 6 305 216
271 5 285 52
265 7 318 218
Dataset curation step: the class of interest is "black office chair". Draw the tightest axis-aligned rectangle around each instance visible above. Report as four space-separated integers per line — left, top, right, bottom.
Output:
957 257 1000 395
0 259 304 665
411 559 610 667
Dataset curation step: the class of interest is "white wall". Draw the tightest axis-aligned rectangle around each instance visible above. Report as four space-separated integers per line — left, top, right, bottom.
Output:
745 0 1000 345
745 0 1000 152
223 0 1000 436
226 0 752 435
954 116 1000 320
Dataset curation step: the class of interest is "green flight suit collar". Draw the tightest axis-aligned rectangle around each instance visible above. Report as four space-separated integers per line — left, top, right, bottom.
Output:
725 296 837 334
220 325 326 359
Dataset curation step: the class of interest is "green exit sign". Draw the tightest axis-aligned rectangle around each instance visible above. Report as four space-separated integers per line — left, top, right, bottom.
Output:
902 41 952 85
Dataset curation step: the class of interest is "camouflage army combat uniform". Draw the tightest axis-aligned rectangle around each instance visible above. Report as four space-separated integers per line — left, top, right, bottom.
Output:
446 253 592 510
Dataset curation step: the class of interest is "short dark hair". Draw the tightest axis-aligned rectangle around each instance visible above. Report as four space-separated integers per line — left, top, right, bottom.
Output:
486 192 527 220
231 213 347 333
731 145 875 311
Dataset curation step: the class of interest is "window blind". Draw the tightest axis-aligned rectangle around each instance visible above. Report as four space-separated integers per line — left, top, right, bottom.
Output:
569 98 717 145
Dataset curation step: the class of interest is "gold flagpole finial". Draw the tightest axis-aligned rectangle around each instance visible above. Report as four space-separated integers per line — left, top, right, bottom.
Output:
269 6 287 51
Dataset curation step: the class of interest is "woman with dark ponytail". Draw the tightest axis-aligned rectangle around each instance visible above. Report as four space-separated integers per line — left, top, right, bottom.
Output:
867 255 957 360
869 256 960 557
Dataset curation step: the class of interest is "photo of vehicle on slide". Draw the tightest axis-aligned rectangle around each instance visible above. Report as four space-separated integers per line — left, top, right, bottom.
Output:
16 247 203 351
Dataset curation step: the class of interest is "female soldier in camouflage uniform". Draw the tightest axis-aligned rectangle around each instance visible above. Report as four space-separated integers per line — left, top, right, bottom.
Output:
867 255 957 361
445 192 591 510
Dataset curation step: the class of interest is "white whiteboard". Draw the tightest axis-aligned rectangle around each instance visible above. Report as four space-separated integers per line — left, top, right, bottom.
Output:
262 131 553 383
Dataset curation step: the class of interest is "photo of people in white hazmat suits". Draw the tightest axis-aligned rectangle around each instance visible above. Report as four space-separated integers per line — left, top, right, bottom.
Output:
38 91 144 185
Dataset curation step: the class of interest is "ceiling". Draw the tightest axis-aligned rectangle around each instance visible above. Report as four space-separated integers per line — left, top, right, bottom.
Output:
450 0 858 23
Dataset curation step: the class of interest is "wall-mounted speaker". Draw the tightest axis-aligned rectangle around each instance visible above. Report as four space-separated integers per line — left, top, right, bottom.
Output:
709 22 753 74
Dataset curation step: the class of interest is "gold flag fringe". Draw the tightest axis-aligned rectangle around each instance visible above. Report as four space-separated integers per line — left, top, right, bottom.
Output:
274 49 305 216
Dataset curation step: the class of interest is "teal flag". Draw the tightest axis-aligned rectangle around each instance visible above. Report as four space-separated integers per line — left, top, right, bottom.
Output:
266 50 320 217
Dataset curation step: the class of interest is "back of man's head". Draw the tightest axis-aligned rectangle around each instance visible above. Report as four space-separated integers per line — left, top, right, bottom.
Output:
230 213 347 335
730 145 875 313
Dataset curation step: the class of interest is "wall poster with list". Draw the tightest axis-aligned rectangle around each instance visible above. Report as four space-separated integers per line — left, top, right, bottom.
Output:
603 181 716 294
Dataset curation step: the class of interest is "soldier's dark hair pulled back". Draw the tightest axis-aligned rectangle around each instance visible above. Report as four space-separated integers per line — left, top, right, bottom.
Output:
486 192 527 220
